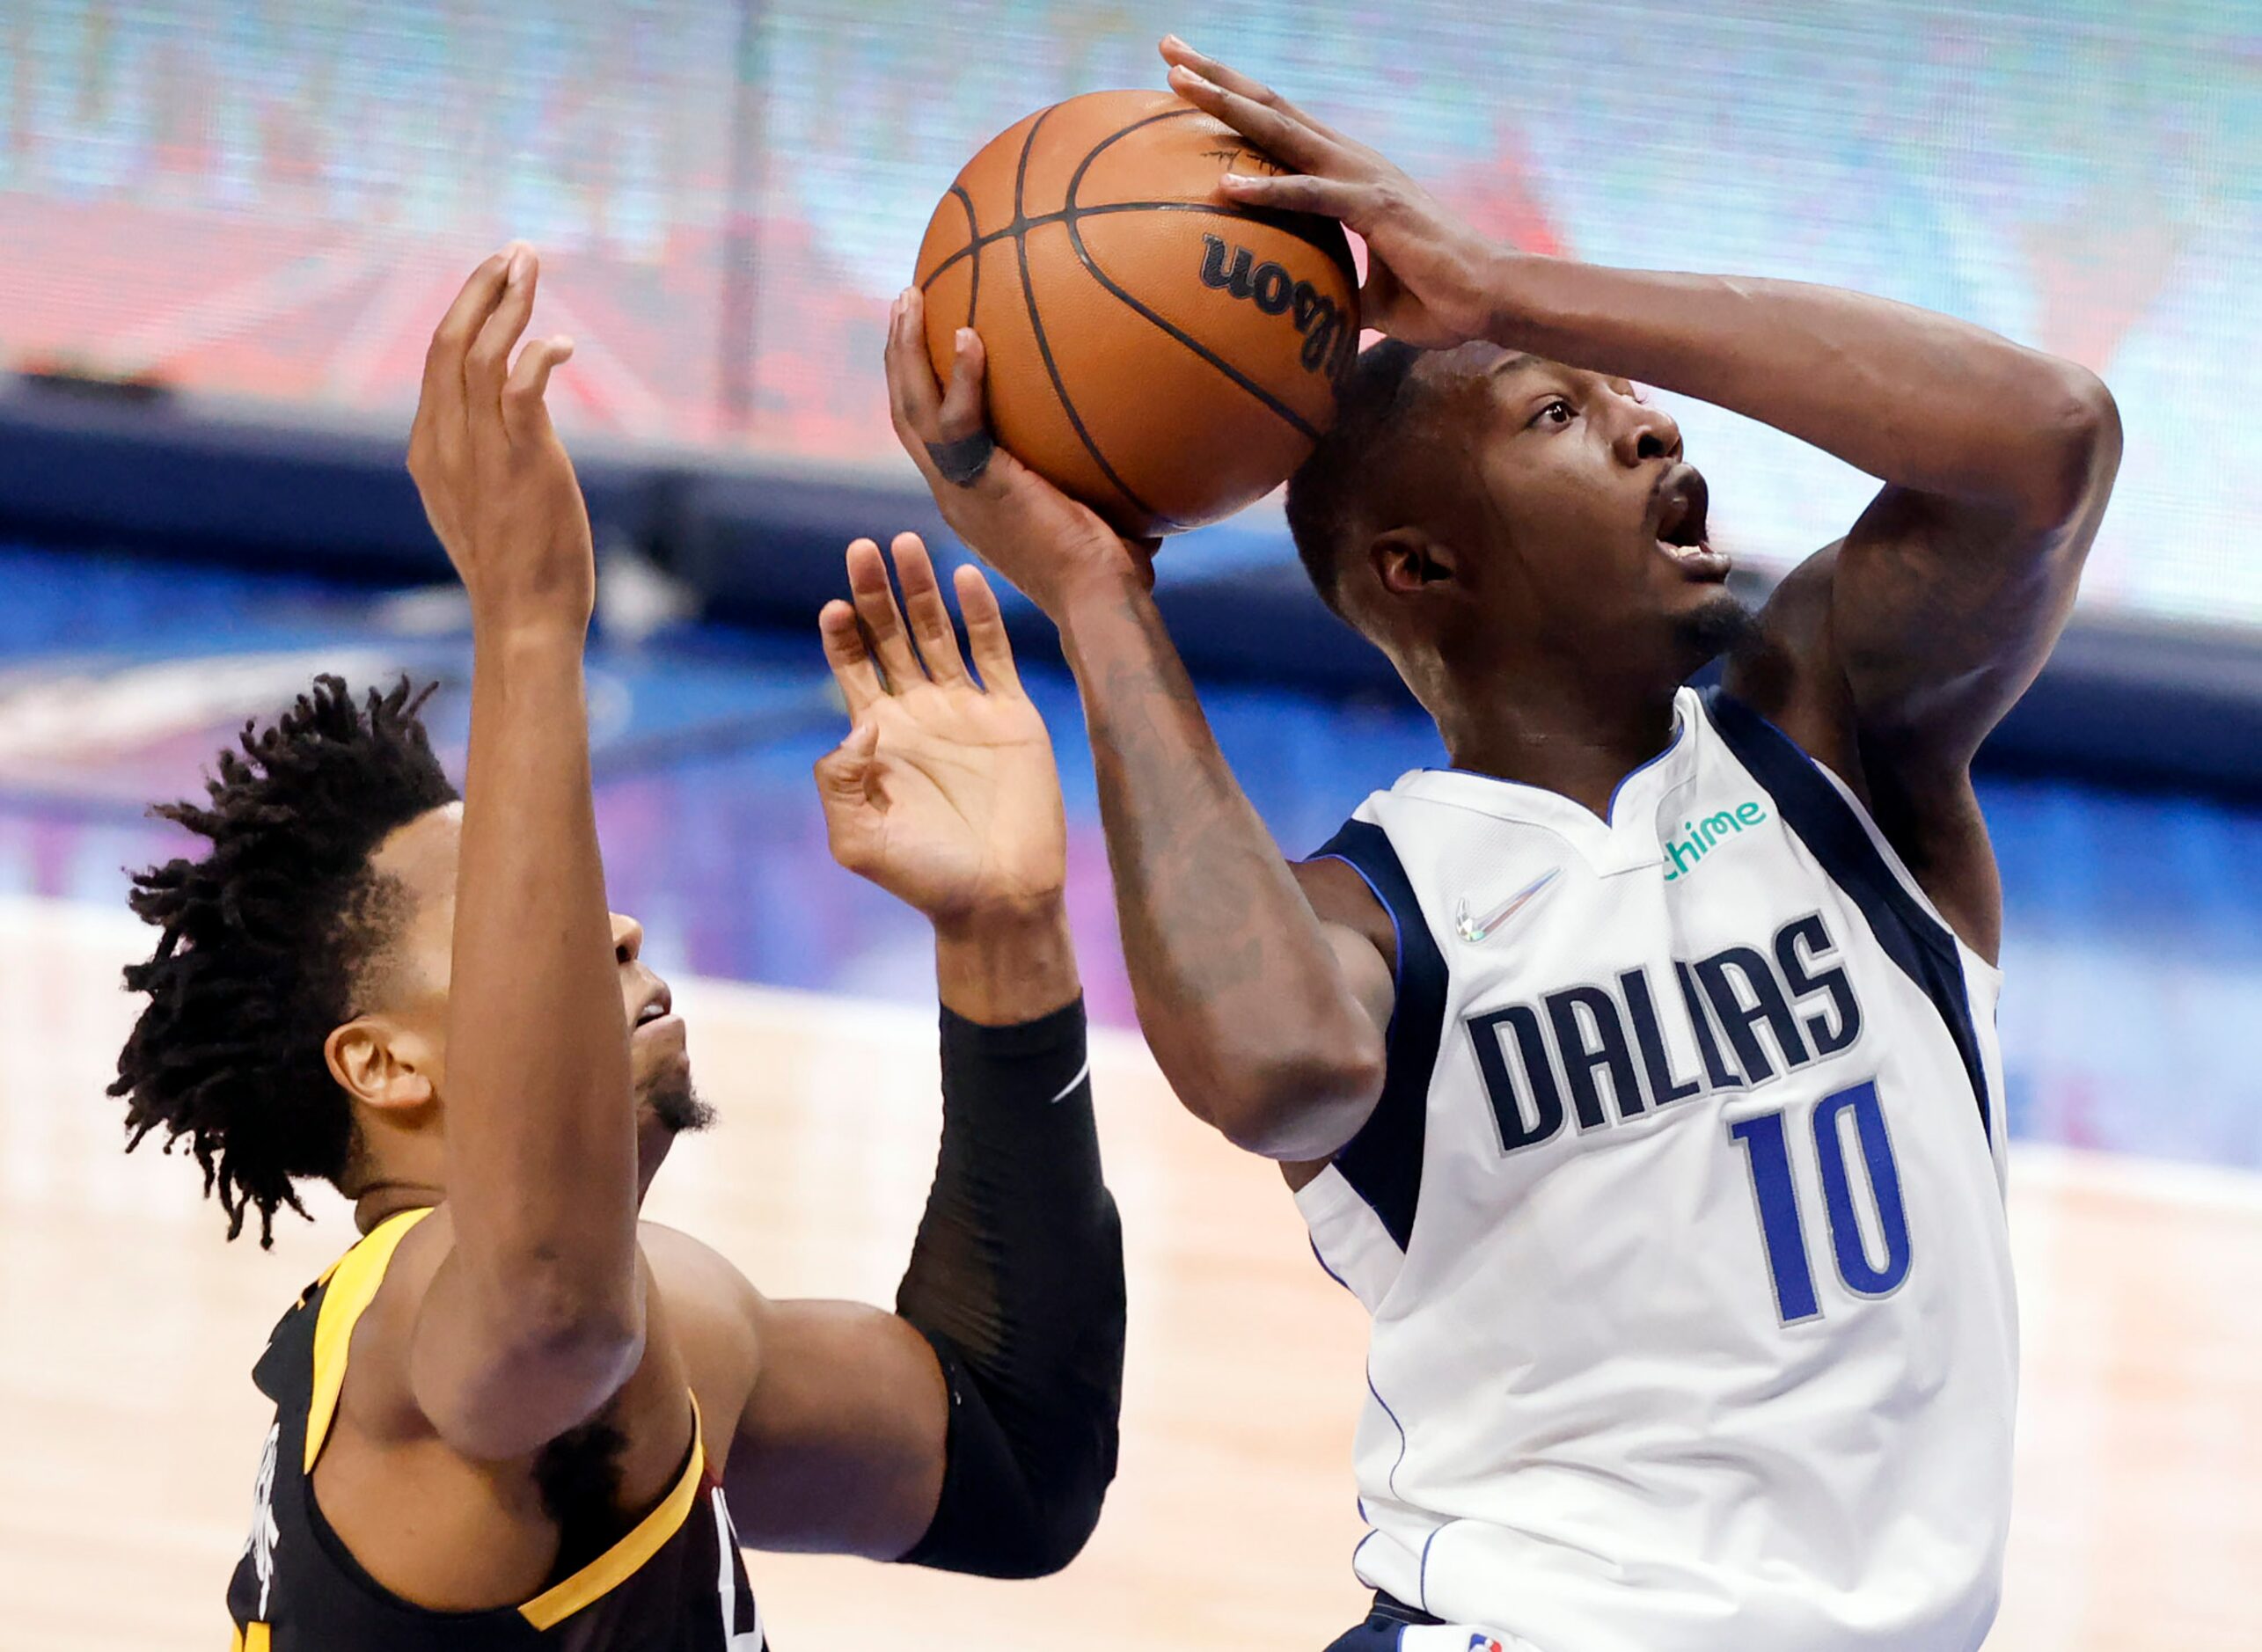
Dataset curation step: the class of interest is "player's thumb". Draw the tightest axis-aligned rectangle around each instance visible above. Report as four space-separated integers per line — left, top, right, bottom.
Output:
1359 257 1411 325
502 334 575 445
937 327 990 442
813 720 881 811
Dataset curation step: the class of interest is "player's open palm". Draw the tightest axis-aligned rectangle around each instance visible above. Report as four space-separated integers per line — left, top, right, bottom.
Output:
406 243 593 636
815 532 1066 928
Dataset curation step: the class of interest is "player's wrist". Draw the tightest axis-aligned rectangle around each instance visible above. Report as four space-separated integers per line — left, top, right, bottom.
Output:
471 607 591 661
1472 245 1543 350
933 897 1080 1026
1050 558 1157 648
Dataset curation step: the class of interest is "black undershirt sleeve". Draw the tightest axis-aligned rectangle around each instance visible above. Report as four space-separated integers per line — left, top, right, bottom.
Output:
892 996 1126 1579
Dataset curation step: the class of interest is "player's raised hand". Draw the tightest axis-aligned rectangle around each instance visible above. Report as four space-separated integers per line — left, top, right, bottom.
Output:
406 244 593 638
814 532 1068 930
1159 36 1505 351
885 288 1157 624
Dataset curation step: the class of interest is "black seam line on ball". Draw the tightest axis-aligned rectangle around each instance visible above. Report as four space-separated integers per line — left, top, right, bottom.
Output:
922 104 1348 294
1064 113 1321 443
918 194 1358 294
917 106 1351 292
919 201 1244 290
950 184 980 325
1011 104 1166 529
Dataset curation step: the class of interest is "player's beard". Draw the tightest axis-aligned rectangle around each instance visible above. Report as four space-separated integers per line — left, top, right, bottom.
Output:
1676 587 1764 667
643 1069 715 1136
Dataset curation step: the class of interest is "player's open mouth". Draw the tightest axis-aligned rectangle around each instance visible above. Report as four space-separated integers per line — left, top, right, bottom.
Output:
633 984 678 1037
1653 468 1731 581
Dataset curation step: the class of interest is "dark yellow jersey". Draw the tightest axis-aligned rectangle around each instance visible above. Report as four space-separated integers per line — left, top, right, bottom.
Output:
225 1209 766 1650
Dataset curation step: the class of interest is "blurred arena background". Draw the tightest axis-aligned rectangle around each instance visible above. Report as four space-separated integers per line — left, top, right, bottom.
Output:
1 3 2258 1647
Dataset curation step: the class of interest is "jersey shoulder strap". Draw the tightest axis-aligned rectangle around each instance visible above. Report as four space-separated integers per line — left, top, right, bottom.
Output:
1307 810 1452 1254
301 1207 432 1471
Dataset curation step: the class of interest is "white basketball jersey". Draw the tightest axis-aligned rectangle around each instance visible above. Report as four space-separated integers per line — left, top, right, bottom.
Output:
1300 686 2017 1652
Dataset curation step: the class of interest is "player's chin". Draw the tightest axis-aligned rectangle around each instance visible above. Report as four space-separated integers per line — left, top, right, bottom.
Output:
641 1069 715 1137
1667 583 1762 665
637 1048 714 1137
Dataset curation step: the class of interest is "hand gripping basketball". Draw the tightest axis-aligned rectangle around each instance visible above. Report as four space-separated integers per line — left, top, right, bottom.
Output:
885 286 1157 622
1158 36 1509 353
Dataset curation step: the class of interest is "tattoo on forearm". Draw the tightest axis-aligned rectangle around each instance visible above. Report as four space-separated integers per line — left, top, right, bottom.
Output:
1074 588 1343 1076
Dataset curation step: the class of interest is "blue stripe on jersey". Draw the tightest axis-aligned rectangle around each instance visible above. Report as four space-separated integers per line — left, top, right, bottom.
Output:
1309 820 1451 1251
1701 689 1992 1140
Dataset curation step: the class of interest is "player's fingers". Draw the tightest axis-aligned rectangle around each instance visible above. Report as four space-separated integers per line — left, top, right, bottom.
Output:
466 245 539 432
954 563 1022 696
1159 36 1344 142
501 334 575 448
418 248 513 433
846 536 925 687
884 287 948 451
818 596 884 717
889 533 969 683
1214 170 1367 222
1167 63 1336 175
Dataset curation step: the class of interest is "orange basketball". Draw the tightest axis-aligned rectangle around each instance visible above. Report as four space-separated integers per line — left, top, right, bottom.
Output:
914 89 1360 538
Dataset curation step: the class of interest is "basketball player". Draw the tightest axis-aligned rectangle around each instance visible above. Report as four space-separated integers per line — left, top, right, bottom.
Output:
882 38 2120 1651
113 248 1124 1648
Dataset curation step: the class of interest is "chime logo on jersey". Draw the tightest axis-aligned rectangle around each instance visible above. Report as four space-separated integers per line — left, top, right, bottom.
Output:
1465 910 1865 1153
1662 798 1769 880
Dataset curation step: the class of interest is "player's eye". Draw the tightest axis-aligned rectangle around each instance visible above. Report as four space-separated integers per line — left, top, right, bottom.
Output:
1529 398 1575 429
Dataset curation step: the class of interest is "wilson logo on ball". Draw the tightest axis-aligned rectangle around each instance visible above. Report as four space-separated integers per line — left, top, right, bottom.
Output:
1197 234 1355 380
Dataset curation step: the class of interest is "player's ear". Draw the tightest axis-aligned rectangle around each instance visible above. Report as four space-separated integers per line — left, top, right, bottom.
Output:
325 1016 437 1115
1371 528 1459 597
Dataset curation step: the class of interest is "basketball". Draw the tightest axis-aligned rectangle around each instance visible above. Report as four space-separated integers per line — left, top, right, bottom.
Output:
913 89 1361 538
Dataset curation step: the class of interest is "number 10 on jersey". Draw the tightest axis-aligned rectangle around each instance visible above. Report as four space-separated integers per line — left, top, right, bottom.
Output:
1729 1080 1911 1324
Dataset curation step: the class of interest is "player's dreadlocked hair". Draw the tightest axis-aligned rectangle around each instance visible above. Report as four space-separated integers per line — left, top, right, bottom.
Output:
110 676 458 1246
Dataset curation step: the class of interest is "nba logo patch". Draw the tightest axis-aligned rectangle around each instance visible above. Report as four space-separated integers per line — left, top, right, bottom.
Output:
1468 1638 1504 1652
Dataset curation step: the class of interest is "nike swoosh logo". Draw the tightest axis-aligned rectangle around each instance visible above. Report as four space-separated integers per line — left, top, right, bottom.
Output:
1048 1056 1092 1105
1455 866 1561 942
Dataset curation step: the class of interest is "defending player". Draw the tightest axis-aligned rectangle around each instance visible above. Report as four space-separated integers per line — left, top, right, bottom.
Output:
113 248 1124 1648
882 37 2119 1652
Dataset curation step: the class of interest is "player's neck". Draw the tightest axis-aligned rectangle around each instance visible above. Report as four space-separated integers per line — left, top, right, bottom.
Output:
352 1179 443 1234
1432 672 1681 820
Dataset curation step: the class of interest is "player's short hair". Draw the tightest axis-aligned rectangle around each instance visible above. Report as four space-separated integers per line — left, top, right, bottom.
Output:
1285 338 1432 618
111 676 457 1245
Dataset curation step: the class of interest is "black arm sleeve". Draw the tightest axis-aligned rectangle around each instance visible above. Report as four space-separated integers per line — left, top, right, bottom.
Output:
892 995 1126 1579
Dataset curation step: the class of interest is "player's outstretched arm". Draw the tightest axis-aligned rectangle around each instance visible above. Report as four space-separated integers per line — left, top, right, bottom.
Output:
883 295 1395 1162
1164 35 2119 954
394 246 648 1458
719 535 1124 1573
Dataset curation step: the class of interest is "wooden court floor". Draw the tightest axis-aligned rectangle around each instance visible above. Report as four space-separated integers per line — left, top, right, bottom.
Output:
3 894 2257 1649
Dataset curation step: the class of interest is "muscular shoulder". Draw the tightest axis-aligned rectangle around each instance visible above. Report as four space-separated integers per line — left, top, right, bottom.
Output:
639 1220 760 1311
1723 544 1868 799
1724 545 2003 961
638 1223 765 1433
1292 852 1394 966
335 1215 764 1455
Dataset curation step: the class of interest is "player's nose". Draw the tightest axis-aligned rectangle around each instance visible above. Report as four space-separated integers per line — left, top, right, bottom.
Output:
1612 392 1682 467
611 911 645 965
